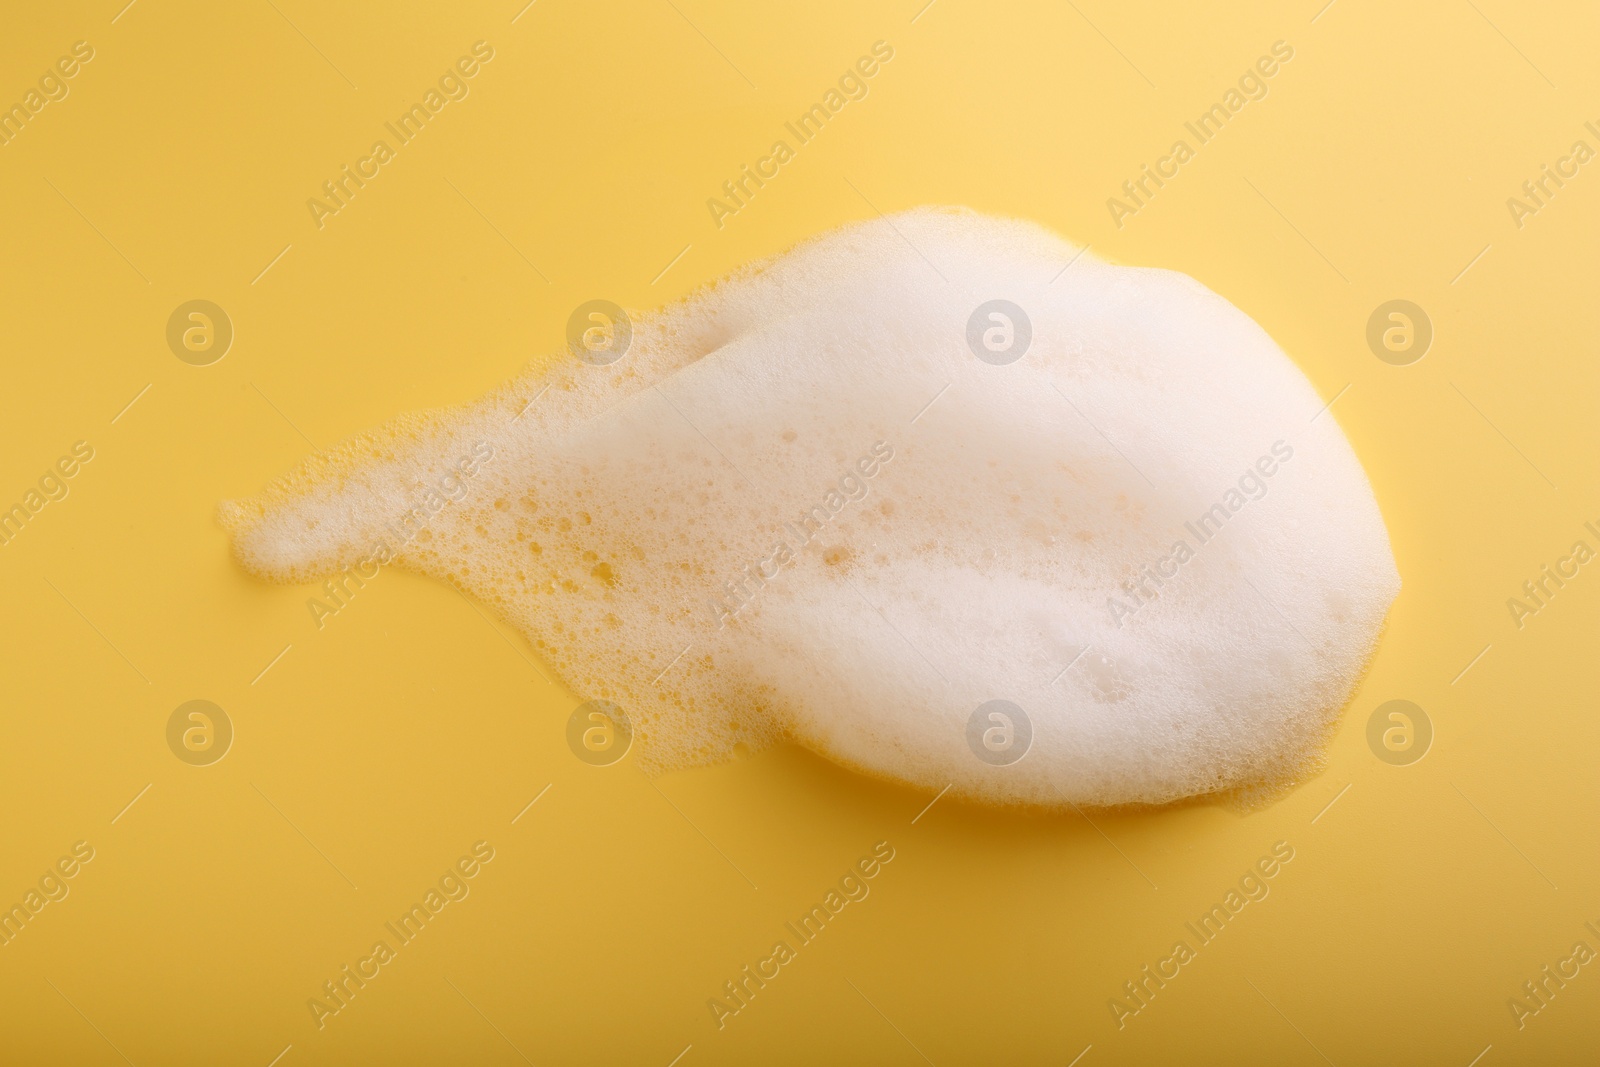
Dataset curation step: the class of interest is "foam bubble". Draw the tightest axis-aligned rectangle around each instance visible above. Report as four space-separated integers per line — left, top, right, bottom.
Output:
222 207 1399 808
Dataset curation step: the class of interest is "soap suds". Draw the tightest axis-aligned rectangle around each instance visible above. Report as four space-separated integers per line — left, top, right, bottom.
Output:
221 207 1399 809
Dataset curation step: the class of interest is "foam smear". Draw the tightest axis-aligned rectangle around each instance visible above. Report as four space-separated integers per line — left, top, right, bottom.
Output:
222 208 1399 809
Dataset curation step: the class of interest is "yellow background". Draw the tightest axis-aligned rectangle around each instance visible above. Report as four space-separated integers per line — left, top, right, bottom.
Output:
1 0 1596 1063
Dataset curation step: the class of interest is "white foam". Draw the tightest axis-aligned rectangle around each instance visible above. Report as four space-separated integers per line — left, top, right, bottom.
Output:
221 207 1399 808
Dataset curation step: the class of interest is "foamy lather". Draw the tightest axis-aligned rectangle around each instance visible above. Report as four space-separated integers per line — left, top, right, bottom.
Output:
223 208 1399 808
